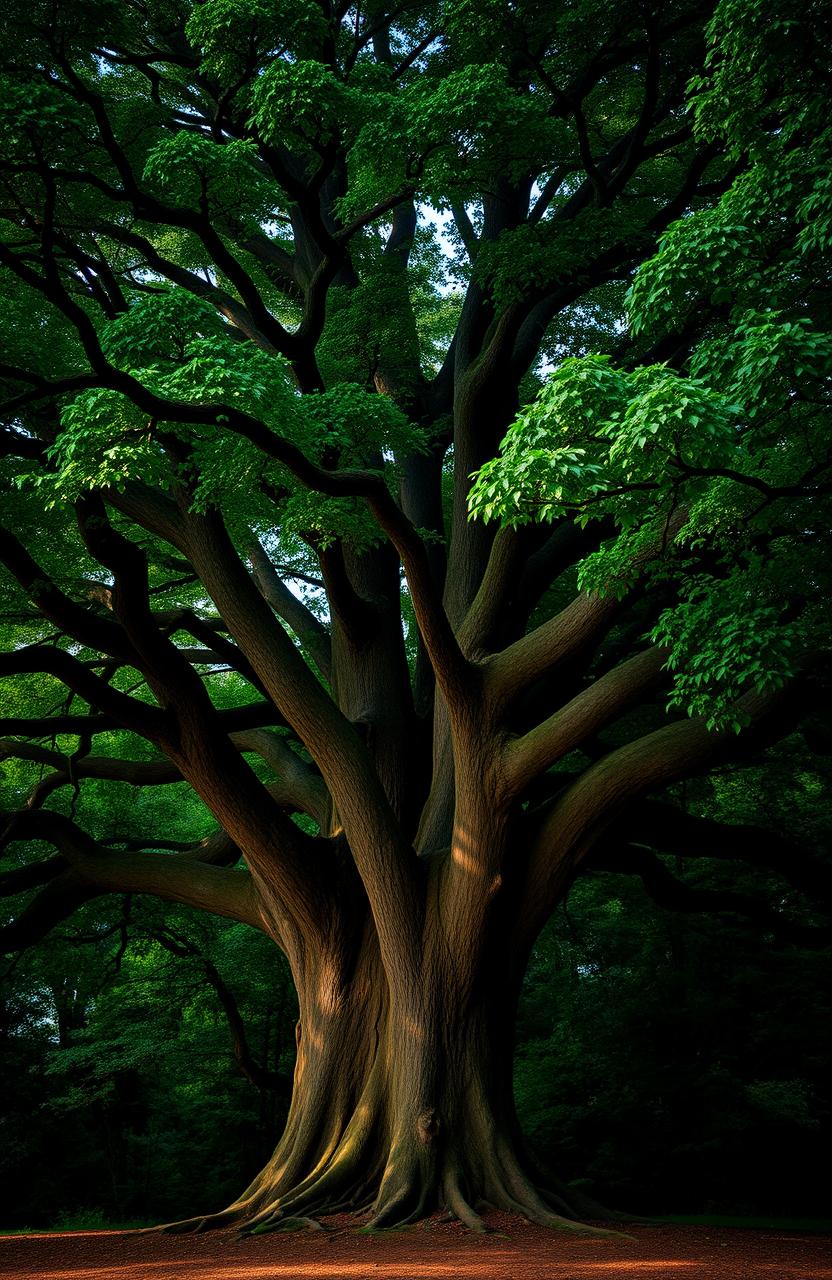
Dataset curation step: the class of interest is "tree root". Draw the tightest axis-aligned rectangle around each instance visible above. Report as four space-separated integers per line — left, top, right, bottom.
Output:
443 1171 489 1233
365 1178 431 1230
148 1119 633 1240
253 1215 325 1234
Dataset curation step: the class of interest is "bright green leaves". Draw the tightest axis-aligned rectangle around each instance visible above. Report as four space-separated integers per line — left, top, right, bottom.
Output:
42 284 426 551
143 134 274 219
797 152 832 256
42 388 166 503
38 286 294 507
467 344 817 729
43 288 291 508
401 62 557 189
574 520 671 602
186 0 328 86
158 338 297 422
690 312 832 421
302 382 420 467
633 0 832 344
627 147 832 340
240 56 564 221
468 355 739 530
319 270 419 389
609 366 739 472
468 355 621 524
650 572 799 733
690 0 831 155
627 208 756 337
101 288 225 370
251 59 356 151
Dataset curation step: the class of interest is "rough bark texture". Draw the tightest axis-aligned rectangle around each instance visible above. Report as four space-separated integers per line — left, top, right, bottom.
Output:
164 902 605 1237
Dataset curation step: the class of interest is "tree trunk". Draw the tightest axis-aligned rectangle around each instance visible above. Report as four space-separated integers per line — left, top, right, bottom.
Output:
166 892 605 1237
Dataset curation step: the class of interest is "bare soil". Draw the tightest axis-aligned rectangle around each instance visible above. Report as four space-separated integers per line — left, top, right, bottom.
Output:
1 1216 830 1280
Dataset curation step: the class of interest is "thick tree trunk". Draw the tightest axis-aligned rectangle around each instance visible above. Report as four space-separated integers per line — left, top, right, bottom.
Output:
166 910 605 1236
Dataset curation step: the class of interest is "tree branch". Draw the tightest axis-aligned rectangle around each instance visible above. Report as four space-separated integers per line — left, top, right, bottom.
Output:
484 510 686 709
623 801 832 909
503 647 666 796
485 589 620 711
0 810 264 950
248 539 332 681
519 682 807 947
0 524 129 658
586 845 831 949
0 645 168 740
232 729 332 830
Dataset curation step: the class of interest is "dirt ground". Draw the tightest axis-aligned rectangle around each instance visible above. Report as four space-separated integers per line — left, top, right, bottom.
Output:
1 1217 830 1280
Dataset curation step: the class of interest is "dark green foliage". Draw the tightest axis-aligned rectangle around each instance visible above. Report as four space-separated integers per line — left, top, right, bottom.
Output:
1 902 295 1227
519 889 830 1217
516 741 832 1216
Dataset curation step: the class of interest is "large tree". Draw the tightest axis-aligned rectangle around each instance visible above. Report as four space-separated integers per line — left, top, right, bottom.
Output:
1 0 830 1235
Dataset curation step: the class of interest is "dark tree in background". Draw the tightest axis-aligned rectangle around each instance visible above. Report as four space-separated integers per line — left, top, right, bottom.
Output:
1 0 830 1234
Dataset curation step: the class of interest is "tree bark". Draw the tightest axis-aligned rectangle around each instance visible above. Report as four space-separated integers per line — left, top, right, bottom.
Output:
166 894 606 1237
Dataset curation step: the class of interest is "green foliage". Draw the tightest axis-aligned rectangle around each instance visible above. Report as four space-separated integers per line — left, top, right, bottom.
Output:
33 283 426 549
186 0 328 85
469 0 832 729
650 574 798 732
477 207 640 311
0 0 829 1234
515 747 832 1215
144 135 275 219
252 60 356 150
102 289 226 367
0 887 297 1227
468 355 739 532
689 0 832 155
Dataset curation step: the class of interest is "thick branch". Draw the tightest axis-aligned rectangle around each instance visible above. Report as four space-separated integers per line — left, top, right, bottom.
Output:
109 495 424 993
520 682 805 946
485 510 686 708
0 855 67 896
503 647 666 796
485 589 620 711
232 729 332 830
0 525 129 658
0 870 99 953
0 811 264 948
0 699 281 741
624 801 832 909
587 845 831 949
248 539 332 681
0 645 168 740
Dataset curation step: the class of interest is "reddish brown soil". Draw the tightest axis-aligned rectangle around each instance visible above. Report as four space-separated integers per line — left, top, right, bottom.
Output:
1 1217 830 1280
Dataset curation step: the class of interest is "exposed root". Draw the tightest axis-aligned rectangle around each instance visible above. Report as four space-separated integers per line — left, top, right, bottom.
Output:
145 1205 246 1235
147 1097 632 1241
255 1215 325 1234
365 1176 431 1230
443 1172 489 1233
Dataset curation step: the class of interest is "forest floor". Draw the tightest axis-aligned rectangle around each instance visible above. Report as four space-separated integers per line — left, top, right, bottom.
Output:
0 1216 830 1279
